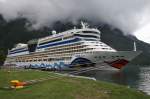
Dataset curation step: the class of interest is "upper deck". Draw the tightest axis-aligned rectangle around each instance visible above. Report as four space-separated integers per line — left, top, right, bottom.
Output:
7 22 116 58
8 43 29 57
36 28 101 50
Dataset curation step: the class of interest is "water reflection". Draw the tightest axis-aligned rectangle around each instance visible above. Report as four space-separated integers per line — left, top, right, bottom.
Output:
138 67 150 95
80 65 150 95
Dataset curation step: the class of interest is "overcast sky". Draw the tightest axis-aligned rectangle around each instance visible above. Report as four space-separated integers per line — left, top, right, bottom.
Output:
0 0 150 43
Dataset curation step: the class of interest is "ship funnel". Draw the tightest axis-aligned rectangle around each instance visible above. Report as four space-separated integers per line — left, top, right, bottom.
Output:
133 41 137 51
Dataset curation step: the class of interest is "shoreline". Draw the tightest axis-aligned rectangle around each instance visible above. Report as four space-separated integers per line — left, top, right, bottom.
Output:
0 69 150 99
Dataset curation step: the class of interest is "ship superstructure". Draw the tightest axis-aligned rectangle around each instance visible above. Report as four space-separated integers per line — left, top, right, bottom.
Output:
4 22 141 70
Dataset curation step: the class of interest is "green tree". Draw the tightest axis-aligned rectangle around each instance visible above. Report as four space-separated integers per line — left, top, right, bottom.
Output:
0 49 6 65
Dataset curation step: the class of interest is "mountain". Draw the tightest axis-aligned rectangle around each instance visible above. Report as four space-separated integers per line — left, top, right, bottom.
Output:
0 16 150 65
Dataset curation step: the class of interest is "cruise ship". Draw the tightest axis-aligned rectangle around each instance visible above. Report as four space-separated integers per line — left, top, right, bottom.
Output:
4 22 142 70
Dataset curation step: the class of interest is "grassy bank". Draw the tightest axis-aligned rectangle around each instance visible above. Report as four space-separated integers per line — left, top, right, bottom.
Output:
0 69 149 99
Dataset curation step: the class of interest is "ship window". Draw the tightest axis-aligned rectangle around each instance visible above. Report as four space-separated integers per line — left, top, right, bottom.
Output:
82 31 99 35
102 48 109 50
43 59 47 61
48 58 52 61
74 34 99 39
39 38 62 45
84 39 97 41
39 59 42 61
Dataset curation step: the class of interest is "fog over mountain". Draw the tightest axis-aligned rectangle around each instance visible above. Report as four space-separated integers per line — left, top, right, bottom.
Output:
0 0 150 36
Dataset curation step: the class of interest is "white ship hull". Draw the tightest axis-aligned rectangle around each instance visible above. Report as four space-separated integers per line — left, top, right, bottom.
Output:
5 51 141 70
73 51 142 69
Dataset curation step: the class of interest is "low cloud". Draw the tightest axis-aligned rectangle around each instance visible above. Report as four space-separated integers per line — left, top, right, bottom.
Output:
0 0 150 34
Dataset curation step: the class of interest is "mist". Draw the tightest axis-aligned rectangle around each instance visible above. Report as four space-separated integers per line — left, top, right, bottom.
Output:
0 0 150 34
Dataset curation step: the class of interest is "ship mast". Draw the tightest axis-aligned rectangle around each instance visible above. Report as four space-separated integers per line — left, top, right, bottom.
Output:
81 21 89 29
133 41 137 51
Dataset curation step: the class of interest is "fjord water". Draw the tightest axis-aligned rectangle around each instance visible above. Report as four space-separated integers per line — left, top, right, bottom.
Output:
80 65 150 95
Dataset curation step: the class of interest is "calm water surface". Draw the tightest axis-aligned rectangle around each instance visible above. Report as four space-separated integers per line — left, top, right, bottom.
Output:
80 65 150 95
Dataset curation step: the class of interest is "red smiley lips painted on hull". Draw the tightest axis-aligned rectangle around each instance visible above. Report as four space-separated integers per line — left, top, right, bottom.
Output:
105 59 129 69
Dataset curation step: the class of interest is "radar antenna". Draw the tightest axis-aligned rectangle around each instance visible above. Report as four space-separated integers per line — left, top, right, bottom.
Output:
52 30 57 35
